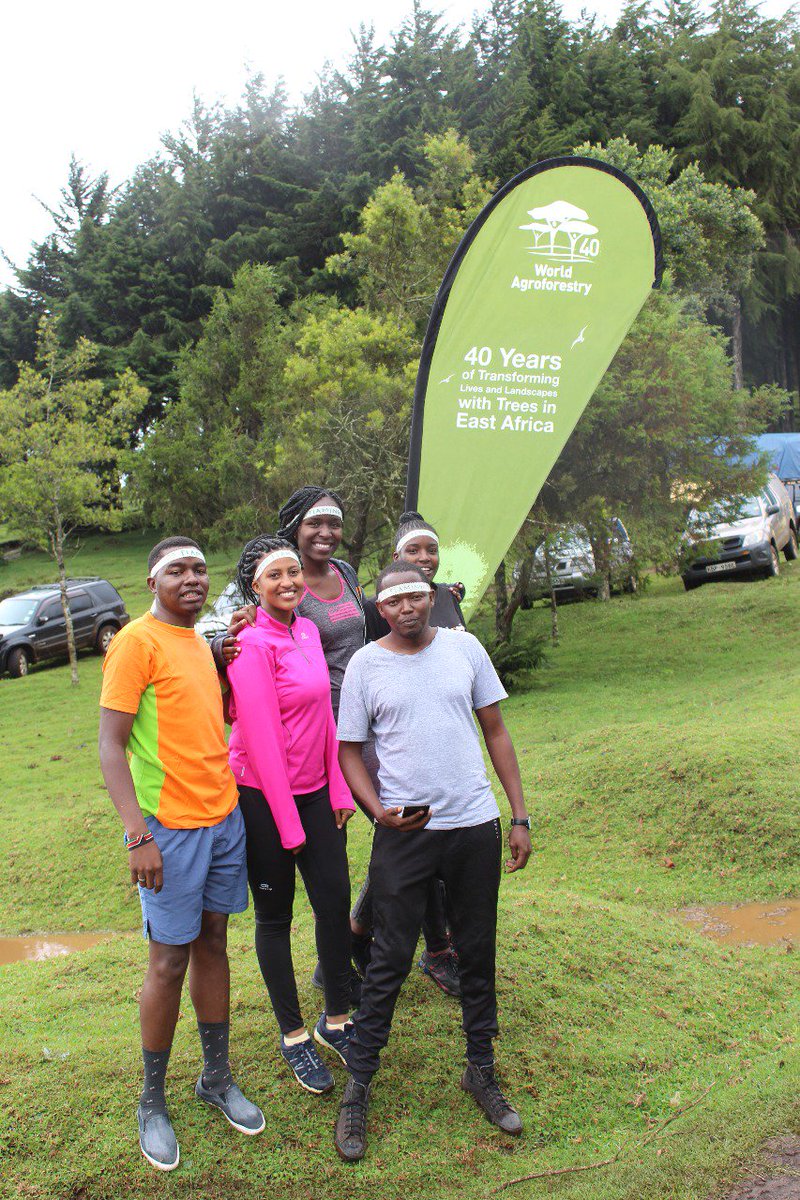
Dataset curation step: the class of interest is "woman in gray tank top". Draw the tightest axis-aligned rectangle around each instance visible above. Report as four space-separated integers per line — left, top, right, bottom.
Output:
276 487 365 721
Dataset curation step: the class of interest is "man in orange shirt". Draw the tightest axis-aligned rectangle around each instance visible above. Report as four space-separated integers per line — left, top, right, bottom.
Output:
99 536 264 1171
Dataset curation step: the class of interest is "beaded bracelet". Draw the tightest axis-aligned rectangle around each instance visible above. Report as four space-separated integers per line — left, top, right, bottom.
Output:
125 831 155 852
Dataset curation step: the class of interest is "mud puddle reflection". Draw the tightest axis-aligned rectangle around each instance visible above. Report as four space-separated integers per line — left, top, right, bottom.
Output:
680 900 800 947
0 933 108 965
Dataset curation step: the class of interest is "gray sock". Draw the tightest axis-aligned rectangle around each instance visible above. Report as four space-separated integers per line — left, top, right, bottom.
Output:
197 1020 233 1093
140 1047 171 1114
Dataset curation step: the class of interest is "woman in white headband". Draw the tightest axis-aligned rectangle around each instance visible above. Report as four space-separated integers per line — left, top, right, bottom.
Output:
212 486 369 1004
224 534 357 1096
219 486 365 721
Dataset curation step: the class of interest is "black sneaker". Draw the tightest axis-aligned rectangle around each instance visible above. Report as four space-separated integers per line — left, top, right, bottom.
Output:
280 1036 335 1094
418 947 461 997
461 1061 522 1136
334 1077 371 1161
311 960 324 990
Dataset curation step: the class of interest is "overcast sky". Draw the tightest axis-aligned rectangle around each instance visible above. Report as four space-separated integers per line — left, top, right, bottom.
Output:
1 0 795 288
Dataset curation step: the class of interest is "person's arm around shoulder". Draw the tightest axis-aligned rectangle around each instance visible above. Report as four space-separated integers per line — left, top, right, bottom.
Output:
211 604 258 672
98 631 163 892
467 634 531 873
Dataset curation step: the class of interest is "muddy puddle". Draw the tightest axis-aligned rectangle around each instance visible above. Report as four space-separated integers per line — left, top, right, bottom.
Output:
0 933 108 965
680 900 800 948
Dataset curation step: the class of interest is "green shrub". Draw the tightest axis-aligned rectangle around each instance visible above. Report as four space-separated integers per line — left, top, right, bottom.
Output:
489 629 548 690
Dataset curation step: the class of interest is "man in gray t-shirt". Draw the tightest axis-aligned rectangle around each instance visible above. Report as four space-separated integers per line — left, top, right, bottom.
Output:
333 562 532 1163
337 626 506 829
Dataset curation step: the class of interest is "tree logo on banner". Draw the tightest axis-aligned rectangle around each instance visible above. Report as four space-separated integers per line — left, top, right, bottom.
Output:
519 200 600 263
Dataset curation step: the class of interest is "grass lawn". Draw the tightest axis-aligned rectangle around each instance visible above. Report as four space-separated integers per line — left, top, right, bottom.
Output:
1 534 798 1199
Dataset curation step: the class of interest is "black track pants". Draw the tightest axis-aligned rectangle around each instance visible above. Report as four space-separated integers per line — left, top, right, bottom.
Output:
238 784 352 1033
347 818 502 1081
351 872 450 954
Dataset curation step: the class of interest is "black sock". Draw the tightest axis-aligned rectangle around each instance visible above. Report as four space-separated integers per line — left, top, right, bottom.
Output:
140 1047 171 1114
197 1020 233 1093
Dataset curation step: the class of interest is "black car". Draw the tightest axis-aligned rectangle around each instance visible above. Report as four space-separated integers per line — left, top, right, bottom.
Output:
0 578 130 678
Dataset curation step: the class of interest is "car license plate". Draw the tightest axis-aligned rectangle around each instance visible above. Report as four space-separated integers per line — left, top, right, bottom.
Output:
706 561 736 574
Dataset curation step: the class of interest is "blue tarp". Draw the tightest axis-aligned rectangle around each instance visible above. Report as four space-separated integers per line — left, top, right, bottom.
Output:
746 434 800 481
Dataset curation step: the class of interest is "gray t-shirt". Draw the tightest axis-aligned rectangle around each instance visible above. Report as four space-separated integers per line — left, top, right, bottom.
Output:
337 628 507 830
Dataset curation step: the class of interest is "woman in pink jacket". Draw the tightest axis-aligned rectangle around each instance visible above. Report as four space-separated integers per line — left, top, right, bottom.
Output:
227 535 356 1095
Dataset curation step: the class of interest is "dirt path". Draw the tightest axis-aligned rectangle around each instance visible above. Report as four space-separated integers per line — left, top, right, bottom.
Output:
717 1137 800 1199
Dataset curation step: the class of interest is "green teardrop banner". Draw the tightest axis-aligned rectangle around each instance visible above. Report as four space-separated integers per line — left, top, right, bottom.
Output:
406 156 662 620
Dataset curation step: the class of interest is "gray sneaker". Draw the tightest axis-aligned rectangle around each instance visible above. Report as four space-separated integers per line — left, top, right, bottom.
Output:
137 1104 180 1171
195 1076 266 1135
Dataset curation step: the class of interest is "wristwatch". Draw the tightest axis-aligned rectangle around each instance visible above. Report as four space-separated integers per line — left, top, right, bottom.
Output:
510 817 531 829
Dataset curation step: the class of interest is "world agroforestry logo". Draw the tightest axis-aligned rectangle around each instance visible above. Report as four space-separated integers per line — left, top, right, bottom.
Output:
518 200 600 264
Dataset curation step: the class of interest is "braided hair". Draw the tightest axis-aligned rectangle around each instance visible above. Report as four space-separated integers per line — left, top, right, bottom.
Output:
394 510 438 549
375 559 431 596
277 486 345 545
235 535 298 605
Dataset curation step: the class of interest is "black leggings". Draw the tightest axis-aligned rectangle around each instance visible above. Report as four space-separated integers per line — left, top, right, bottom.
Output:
238 784 352 1034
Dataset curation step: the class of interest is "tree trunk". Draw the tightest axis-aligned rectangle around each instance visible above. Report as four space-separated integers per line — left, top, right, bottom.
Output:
53 514 79 686
495 542 541 643
543 540 559 642
494 560 508 631
346 504 370 573
588 531 611 602
731 298 744 390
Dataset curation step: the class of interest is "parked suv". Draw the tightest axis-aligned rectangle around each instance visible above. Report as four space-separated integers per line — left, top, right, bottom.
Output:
522 519 637 604
682 474 798 590
0 578 130 678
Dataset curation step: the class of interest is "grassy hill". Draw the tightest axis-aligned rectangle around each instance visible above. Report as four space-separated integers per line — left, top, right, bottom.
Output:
1 532 798 1200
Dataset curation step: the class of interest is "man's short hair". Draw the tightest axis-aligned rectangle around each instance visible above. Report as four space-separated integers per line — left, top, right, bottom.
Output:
375 559 431 595
148 536 203 573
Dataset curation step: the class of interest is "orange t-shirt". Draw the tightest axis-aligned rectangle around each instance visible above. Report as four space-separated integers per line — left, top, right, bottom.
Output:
100 613 237 829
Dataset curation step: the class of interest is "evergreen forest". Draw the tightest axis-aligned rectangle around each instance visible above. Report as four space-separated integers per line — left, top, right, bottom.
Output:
1 0 798 577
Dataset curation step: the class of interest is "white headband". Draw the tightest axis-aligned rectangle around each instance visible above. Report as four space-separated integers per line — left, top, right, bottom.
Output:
253 548 301 583
304 505 343 521
377 581 431 603
396 527 439 554
150 547 206 575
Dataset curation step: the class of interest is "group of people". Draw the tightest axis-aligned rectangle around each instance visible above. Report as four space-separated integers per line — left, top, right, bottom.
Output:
98 486 532 1172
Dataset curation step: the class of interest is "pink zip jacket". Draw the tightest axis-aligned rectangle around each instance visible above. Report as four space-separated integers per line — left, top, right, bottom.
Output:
227 607 354 850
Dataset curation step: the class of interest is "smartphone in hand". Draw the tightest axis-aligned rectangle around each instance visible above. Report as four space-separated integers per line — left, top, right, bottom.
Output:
400 804 431 819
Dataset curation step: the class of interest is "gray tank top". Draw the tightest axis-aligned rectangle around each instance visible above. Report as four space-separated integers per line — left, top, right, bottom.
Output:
296 565 365 717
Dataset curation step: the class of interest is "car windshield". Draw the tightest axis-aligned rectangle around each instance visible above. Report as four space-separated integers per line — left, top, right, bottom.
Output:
0 596 39 625
693 496 762 525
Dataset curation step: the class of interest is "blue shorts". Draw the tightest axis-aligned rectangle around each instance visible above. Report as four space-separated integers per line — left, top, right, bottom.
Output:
139 807 248 945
